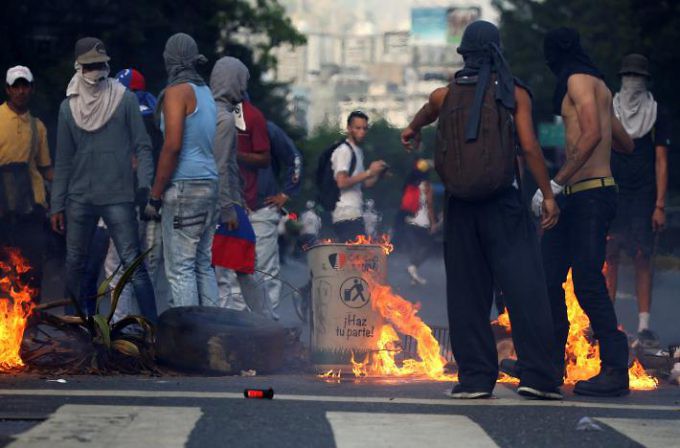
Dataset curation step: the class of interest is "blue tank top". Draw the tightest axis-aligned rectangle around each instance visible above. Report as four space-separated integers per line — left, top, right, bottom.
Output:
162 83 218 182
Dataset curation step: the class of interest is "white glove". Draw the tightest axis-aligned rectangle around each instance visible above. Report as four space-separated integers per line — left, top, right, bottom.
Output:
531 180 564 217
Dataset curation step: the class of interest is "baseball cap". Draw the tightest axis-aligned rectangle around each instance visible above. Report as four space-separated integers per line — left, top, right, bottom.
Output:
74 37 110 65
6 66 34 86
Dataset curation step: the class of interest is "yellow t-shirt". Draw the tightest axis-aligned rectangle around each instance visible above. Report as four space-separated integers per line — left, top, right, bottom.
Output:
0 102 51 206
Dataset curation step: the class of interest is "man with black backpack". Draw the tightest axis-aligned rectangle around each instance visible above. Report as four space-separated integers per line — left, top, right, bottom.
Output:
401 21 562 400
316 111 387 242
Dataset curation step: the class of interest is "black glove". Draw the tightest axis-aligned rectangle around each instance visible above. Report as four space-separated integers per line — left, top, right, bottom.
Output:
143 196 162 221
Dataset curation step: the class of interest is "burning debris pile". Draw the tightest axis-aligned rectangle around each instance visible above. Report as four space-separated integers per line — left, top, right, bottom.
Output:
465 270 657 390
0 247 158 375
316 237 657 390
0 248 35 372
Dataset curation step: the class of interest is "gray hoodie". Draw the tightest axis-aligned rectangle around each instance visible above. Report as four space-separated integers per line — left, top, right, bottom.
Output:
209 57 249 221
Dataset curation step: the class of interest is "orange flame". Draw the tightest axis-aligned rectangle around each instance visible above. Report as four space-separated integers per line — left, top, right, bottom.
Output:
0 248 35 372
493 309 512 332
561 269 657 389
346 234 394 255
350 278 454 381
318 369 343 383
483 269 656 390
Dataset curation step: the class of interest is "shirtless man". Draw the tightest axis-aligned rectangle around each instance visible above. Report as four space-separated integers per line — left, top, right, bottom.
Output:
538 28 634 397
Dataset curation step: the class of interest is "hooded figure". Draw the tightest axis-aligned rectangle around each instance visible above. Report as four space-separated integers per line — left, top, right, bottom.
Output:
455 20 526 142
543 28 603 115
210 56 250 223
156 32 208 122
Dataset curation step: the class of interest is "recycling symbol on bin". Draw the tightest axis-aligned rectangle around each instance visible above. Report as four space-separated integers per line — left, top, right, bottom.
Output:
339 277 370 309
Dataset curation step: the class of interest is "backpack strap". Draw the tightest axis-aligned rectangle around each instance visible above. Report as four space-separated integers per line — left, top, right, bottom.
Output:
348 142 357 176
29 115 39 163
336 140 357 176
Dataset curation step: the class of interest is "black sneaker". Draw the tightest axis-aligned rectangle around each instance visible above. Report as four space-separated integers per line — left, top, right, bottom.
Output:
573 367 630 397
517 385 563 400
447 384 492 399
637 329 661 350
499 359 520 379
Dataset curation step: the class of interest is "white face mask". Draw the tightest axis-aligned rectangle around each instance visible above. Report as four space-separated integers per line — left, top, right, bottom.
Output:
82 68 109 85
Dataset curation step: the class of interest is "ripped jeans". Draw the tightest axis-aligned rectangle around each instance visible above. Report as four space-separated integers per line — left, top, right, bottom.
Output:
162 179 219 307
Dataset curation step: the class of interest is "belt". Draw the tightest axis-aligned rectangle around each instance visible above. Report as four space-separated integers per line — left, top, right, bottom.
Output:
564 177 616 195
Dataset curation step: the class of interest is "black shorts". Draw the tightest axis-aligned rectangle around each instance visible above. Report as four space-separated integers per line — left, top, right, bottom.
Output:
606 191 655 258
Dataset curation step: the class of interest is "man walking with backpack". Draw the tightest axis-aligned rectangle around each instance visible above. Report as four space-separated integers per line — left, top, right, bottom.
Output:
401 21 562 399
317 111 387 243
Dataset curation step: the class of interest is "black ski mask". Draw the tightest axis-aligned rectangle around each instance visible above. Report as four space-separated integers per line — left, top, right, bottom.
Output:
455 21 529 142
544 28 603 115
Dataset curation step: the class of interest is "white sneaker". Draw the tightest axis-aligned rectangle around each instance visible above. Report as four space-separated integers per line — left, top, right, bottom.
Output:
407 265 427 285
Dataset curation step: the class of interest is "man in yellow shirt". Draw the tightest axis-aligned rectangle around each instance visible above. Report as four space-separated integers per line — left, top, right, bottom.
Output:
0 65 53 294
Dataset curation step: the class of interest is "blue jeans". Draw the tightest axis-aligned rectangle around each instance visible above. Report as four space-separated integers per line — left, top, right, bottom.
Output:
162 180 219 307
65 200 157 323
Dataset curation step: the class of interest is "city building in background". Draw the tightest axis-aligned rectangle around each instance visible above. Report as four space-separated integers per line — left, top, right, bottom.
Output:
273 1 493 132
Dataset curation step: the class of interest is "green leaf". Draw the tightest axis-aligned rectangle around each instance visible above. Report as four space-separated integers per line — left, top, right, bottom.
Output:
92 314 111 349
95 262 122 315
108 247 153 323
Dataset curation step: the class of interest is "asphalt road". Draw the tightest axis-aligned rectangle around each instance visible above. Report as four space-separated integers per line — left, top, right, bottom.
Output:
0 375 678 447
5 249 678 447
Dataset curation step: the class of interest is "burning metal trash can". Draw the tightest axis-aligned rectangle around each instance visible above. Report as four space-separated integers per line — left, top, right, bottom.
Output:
307 243 387 369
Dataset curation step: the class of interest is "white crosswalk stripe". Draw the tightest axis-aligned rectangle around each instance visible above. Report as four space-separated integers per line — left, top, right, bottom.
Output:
3 395 679 447
327 412 499 448
7 405 202 448
596 418 680 448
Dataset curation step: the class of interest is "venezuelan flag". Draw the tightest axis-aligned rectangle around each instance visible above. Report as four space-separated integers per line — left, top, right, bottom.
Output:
212 205 256 274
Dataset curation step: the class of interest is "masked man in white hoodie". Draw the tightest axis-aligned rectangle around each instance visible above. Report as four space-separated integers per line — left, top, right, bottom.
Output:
605 54 672 349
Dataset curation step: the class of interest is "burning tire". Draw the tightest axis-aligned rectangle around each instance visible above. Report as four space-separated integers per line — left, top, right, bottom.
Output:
156 306 286 375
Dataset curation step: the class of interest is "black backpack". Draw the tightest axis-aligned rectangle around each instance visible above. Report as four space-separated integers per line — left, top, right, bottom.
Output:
316 140 357 212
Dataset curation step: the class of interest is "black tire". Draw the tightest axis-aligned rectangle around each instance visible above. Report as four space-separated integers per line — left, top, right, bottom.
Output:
156 306 287 375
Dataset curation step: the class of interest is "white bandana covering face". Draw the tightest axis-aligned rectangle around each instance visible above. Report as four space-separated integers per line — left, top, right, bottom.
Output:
66 62 126 132
613 75 658 140
234 102 246 131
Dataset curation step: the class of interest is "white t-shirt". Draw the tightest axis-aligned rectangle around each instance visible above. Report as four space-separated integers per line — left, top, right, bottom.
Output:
301 210 322 236
405 182 430 228
331 142 365 223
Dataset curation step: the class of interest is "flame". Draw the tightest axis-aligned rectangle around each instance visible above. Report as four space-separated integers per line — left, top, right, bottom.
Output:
493 308 512 332
346 234 394 255
350 279 454 381
0 248 35 372
561 269 657 389
318 369 342 382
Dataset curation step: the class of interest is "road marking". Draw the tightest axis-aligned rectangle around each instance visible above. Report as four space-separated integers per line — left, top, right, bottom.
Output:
327 412 498 448
0 389 677 411
7 405 201 448
596 418 680 448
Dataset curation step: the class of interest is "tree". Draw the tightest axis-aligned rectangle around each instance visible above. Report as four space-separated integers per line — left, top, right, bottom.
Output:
0 0 305 143
495 0 680 191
